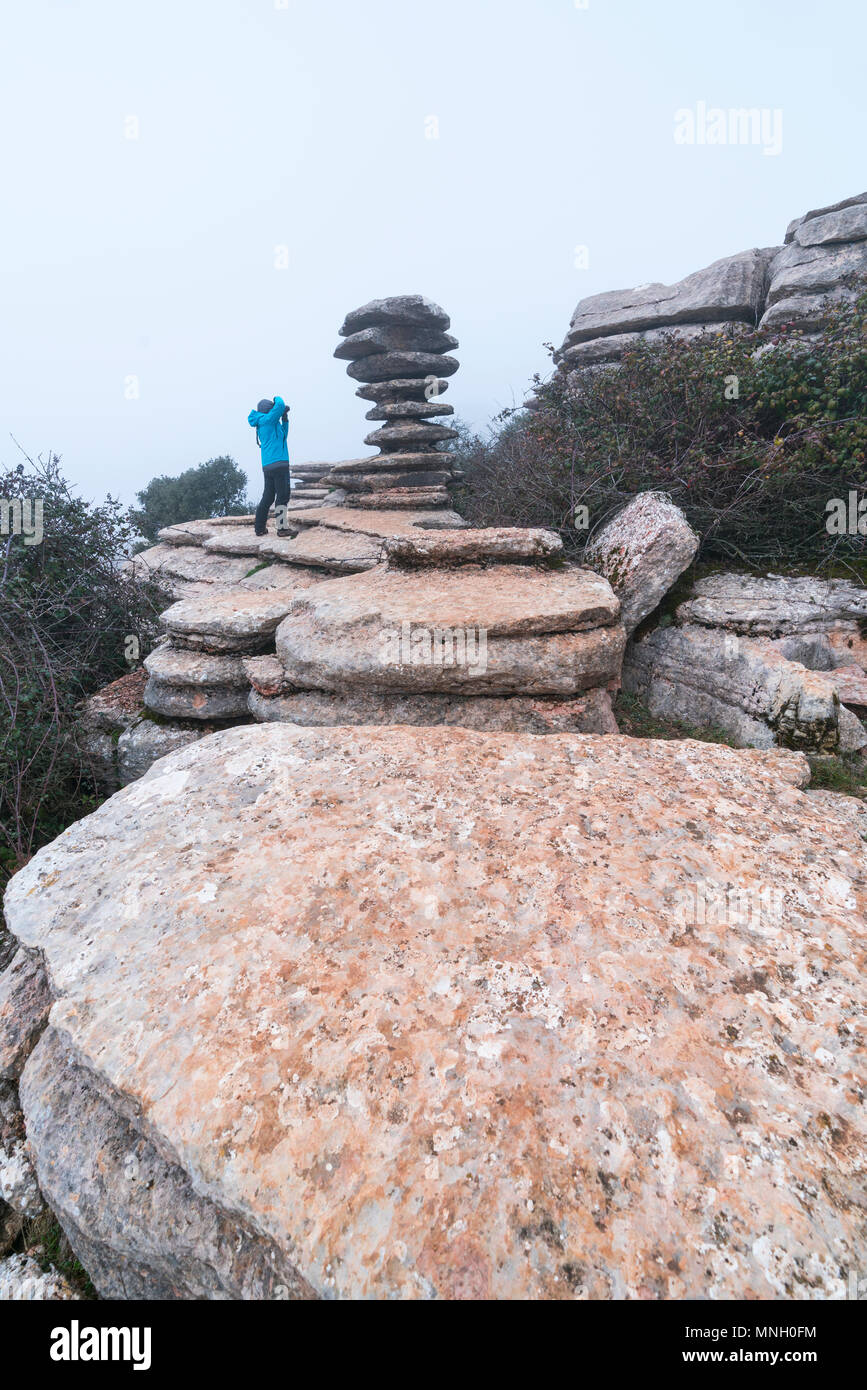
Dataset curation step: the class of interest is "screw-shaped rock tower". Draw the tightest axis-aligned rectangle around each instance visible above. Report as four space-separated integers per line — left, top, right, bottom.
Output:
328 295 461 509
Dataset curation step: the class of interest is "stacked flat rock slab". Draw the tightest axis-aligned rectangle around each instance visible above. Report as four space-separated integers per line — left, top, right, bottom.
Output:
328 296 461 508
289 462 333 500
7 724 867 1299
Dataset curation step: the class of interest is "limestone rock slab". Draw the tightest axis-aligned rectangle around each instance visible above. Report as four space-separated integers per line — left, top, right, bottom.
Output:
675 573 867 637
384 527 563 567
560 249 770 351
161 590 300 653
7 723 866 1300
260 528 382 574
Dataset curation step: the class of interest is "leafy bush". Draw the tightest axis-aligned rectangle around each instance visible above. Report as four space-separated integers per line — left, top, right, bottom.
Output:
453 286 867 572
0 451 165 894
130 455 249 545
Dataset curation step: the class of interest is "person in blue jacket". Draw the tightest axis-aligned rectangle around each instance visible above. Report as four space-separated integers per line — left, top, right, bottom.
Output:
248 395 291 536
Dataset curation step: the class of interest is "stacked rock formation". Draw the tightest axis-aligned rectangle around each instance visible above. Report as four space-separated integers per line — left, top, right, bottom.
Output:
326 295 462 509
552 190 867 374
249 526 625 735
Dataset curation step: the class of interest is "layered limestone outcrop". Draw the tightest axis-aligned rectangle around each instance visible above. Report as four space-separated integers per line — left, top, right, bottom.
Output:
554 191 867 370
623 573 867 753
5 724 866 1300
115 505 628 772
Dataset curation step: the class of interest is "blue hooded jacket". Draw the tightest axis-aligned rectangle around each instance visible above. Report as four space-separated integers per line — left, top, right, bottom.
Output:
248 396 290 468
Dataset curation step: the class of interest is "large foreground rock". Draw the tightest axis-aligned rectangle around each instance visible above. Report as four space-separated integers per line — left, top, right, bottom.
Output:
5 725 866 1300
584 493 699 635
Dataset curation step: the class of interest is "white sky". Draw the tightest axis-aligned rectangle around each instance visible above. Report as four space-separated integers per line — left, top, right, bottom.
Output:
1 0 864 505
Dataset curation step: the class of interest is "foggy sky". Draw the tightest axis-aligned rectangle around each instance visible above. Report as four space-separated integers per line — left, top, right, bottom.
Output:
1 0 864 505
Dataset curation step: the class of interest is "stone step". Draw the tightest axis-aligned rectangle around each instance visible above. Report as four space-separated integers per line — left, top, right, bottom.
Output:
259 527 382 574
274 563 623 695
275 507 467 538
343 489 450 509
203 528 271 557
144 678 251 720
144 646 249 688
327 471 454 493
324 452 452 475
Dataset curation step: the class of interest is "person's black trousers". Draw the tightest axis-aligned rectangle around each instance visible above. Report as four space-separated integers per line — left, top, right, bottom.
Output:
254 465 291 535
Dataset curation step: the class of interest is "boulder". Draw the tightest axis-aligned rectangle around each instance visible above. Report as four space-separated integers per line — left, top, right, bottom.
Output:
363 423 458 449
144 680 250 721
785 191 867 244
204 528 282 556
792 202 867 248
116 720 216 787
274 564 623 695
583 492 699 635
675 573 867 639
763 241 867 314
342 488 450 510
283 506 467 536
356 379 450 403
558 320 747 368
243 655 292 698
365 400 454 421
327 471 453 494
126 545 254 596
144 647 248 689
7 723 866 1300
327 452 456 474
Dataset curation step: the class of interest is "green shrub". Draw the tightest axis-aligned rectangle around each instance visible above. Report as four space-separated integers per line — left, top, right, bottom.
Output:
0 451 165 900
453 285 867 572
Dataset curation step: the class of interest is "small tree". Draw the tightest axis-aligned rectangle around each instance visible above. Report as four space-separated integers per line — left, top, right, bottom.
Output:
130 455 249 544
